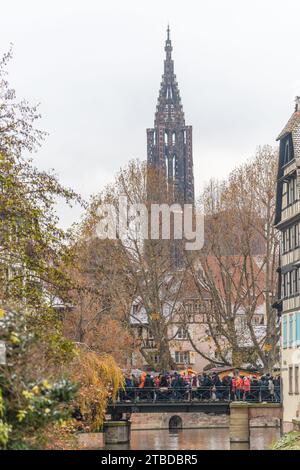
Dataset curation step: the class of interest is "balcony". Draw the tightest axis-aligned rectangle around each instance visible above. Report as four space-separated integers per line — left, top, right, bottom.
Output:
281 200 300 224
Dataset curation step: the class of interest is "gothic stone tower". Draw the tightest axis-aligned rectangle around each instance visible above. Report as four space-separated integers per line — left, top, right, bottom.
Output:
147 27 194 205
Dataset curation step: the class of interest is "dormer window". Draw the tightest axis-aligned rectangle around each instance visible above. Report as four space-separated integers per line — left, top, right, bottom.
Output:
284 140 290 165
283 136 293 166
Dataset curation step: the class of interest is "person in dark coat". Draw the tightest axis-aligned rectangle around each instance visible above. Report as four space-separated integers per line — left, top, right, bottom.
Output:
260 375 270 402
201 373 212 400
157 374 170 401
222 375 232 400
251 375 259 402
171 373 184 400
273 375 281 403
160 375 169 387
144 374 155 400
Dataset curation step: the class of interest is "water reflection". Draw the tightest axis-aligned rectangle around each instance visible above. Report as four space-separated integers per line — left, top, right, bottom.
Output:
105 428 280 451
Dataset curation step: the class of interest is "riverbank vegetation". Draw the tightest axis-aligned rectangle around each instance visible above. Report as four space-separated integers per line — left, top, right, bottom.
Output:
272 431 300 450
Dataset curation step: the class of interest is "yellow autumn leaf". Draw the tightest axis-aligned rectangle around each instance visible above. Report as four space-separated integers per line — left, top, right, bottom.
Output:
22 390 33 400
41 380 51 390
17 410 27 422
10 332 20 345
32 385 40 395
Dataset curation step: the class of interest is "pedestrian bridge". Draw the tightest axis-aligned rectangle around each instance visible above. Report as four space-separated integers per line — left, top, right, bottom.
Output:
104 387 282 445
108 398 230 416
107 386 281 417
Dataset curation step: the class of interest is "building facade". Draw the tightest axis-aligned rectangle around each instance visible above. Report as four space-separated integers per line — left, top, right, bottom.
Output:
147 26 194 205
275 97 300 430
130 295 218 372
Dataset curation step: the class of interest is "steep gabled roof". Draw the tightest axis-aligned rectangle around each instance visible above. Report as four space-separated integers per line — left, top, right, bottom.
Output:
276 109 300 141
276 98 300 162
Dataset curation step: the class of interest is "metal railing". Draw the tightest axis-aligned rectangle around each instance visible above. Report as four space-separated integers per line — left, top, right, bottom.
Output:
115 386 281 404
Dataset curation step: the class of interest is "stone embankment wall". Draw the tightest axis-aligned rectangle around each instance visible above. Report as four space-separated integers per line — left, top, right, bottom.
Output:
130 412 280 430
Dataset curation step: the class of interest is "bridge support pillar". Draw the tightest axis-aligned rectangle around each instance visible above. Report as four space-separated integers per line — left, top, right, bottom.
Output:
229 403 250 443
230 402 282 443
103 420 131 445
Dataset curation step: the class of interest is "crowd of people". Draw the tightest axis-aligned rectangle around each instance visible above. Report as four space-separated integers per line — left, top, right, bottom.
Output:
120 371 281 403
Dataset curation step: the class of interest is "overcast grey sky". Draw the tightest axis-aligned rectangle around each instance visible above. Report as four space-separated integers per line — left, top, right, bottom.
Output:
1 0 300 227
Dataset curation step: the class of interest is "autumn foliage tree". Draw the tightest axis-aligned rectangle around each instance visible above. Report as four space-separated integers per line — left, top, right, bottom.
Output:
189 146 280 371
62 235 135 366
70 160 192 371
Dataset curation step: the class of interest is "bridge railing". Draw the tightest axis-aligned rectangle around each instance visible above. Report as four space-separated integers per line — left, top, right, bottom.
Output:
115 386 281 404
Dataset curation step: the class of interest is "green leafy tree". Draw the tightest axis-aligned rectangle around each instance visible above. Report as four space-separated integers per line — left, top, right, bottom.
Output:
0 307 78 449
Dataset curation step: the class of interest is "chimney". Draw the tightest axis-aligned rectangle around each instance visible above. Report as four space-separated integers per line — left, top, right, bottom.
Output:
295 96 300 112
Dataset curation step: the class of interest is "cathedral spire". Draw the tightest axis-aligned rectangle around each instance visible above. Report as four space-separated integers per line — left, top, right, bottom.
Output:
147 29 194 205
154 26 184 128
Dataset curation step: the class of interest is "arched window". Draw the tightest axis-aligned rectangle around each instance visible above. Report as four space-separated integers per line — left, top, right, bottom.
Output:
164 131 168 145
165 155 168 180
173 155 176 179
167 85 173 100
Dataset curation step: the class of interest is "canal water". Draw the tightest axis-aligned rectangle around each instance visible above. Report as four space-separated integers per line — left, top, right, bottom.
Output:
105 428 280 450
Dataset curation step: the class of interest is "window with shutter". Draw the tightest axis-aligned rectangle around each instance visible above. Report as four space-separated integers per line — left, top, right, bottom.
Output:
295 366 299 394
289 314 294 348
189 351 196 364
289 366 293 394
296 312 300 347
283 316 287 349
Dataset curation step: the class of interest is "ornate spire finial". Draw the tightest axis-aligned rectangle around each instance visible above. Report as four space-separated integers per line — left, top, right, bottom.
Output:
167 24 170 41
165 24 172 59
